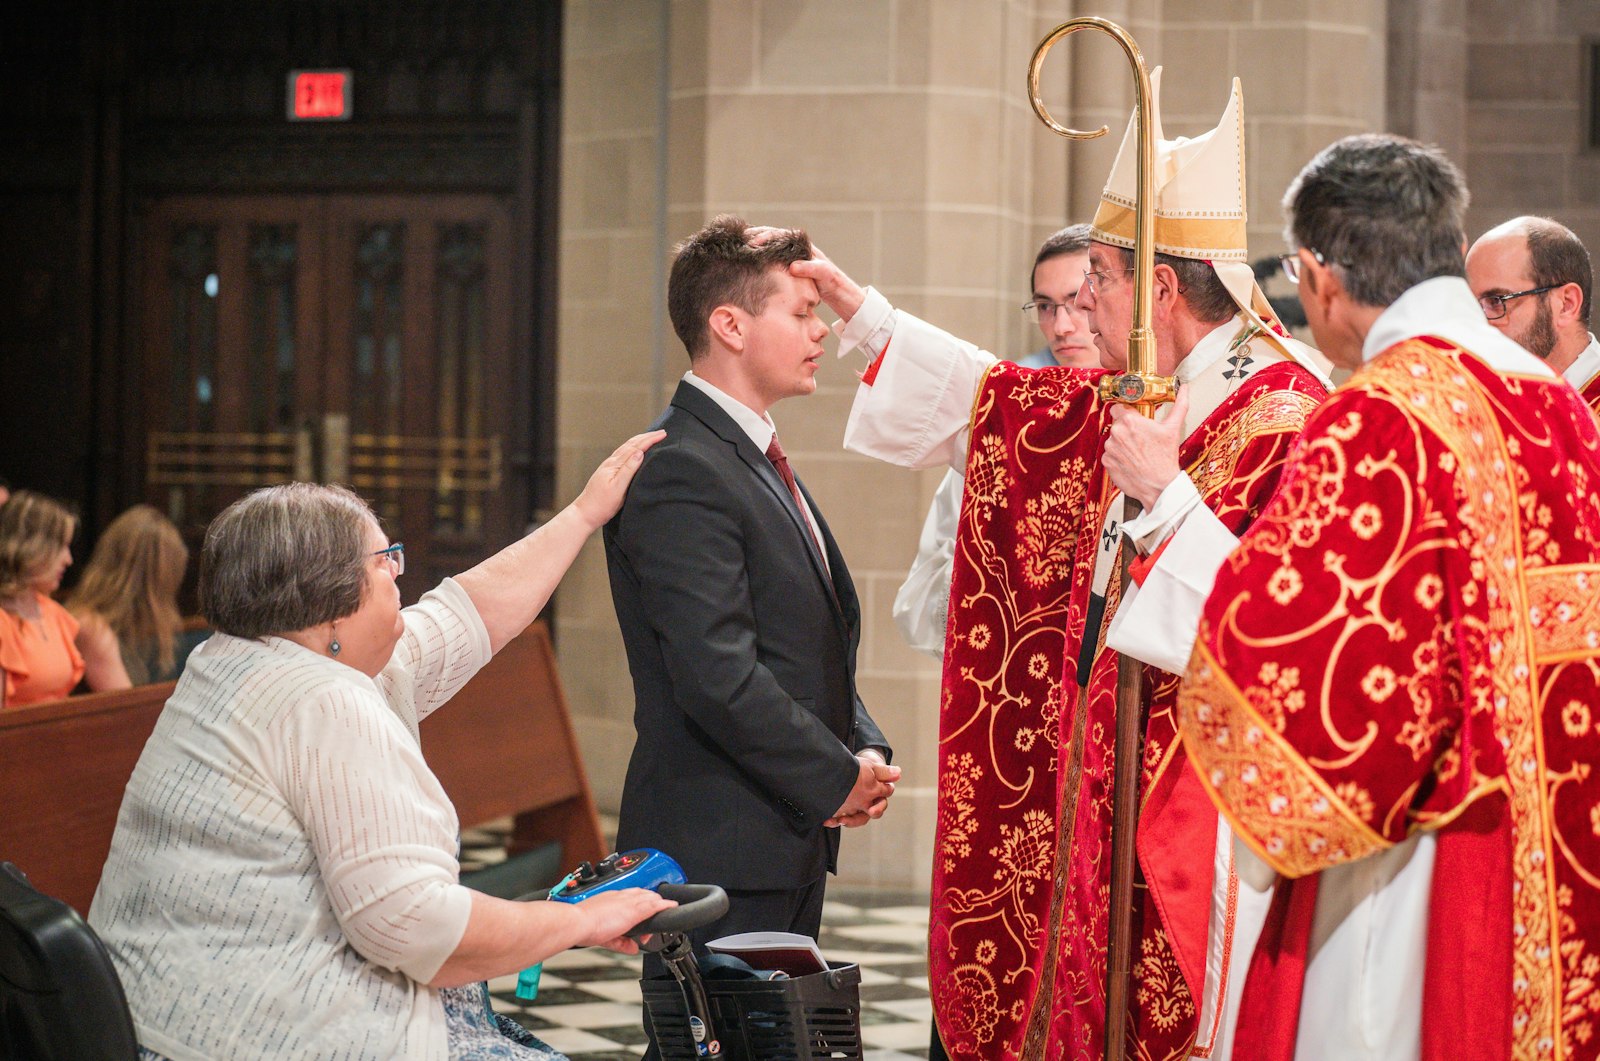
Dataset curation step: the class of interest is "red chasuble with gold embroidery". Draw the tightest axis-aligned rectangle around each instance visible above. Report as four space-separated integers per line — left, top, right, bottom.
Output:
932 358 1326 1060
1179 338 1600 1060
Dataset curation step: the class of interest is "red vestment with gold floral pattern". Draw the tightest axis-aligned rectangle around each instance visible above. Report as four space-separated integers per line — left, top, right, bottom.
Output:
1179 338 1600 1061
931 357 1326 1060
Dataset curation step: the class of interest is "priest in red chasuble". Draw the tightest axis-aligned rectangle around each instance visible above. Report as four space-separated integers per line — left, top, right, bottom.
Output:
1466 215 1600 415
798 72 1330 1060
1173 134 1600 1061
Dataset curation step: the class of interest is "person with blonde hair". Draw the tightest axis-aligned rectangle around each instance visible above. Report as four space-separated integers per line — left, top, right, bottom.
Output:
69 504 196 685
0 491 129 706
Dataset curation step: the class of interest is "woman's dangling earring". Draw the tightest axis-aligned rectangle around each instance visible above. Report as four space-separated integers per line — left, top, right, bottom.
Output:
328 624 342 657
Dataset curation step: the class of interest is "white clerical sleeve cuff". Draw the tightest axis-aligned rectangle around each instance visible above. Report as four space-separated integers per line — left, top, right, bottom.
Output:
1121 473 1204 555
842 306 996 470
892 558 952 660
1105 501 1239 674
834 285 896 360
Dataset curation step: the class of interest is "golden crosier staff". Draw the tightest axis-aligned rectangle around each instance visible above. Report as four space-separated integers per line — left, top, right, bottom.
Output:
1027 17 1176 408
1028 18 1173 1061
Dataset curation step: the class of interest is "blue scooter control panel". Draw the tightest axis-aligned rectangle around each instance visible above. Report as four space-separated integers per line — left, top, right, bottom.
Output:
516 849 687 1000
548 849 686 902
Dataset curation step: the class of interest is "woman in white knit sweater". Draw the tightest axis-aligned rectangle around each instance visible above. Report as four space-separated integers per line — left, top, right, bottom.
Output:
90 432 672 1061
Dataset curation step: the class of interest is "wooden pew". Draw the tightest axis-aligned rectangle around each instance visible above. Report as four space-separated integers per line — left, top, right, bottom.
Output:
0 619 603 915
0 681 176 915
420 620 606 889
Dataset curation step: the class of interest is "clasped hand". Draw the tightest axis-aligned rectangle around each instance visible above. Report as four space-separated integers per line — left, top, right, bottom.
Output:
825 754 901 829
1103 387 1189 509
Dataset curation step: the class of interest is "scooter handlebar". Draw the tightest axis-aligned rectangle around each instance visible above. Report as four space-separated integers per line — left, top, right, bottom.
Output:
630 883 729 939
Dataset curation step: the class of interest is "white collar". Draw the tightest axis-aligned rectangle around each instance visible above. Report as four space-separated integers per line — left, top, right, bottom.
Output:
1361 277 1555 376
1562 333 1600 390
1164 315 1289 436
1174 317 1246 384
683 371 778 452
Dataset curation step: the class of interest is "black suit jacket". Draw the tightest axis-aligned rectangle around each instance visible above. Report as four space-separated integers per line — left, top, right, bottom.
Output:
605 381 890 891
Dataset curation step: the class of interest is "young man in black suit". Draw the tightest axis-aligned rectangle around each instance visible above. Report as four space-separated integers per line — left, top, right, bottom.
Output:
605 216 897 1005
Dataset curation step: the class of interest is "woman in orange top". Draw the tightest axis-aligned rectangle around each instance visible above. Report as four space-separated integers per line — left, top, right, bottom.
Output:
0 491 129 707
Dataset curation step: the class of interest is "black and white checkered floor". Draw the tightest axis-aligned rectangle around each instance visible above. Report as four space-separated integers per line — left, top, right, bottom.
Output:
461 823 934 1061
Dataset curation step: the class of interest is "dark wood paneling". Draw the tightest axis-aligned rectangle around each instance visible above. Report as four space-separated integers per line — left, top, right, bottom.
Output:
0 0 561 586
421 621 604 867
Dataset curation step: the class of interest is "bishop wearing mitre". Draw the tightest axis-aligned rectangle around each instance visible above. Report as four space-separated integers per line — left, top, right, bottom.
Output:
795 73 1328 1059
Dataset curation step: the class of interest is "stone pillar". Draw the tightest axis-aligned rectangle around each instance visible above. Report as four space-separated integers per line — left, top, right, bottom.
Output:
1462 0 1600 250
1388 0 1468 161
559 0 1092 892
555 0 673 807
1149 0 1387 261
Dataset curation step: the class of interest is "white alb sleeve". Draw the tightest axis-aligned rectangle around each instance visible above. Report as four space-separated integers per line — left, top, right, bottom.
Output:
892 469 964 659
838 288 998 470
1106 476 1240 675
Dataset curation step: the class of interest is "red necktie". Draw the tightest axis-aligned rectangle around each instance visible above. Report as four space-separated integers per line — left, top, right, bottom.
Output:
765 435 825 560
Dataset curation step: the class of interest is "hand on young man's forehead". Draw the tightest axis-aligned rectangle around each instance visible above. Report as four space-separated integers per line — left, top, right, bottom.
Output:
745 224 805 250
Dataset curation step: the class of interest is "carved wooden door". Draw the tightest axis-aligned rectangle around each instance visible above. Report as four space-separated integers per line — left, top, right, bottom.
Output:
139 193 514 601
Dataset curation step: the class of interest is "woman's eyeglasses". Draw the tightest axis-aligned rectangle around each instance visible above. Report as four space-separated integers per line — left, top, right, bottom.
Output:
371 542 405 576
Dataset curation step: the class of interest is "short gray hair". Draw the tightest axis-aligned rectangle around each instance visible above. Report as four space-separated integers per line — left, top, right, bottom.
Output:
1284 133 1468 308
199 483 376 639
1114 246 1237 324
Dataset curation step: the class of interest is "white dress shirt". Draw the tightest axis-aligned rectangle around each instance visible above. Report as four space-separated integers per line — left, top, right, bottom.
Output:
683 370 827 570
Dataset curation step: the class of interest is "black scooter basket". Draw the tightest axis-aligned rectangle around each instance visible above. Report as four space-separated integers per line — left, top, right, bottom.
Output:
641 961 862 1060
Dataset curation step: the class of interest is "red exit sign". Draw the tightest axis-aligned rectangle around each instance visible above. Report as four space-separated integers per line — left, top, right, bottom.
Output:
287 69 352 121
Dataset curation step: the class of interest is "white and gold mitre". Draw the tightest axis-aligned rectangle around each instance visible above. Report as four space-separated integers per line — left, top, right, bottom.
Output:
1090 67 1248 262
1092 69 1331 381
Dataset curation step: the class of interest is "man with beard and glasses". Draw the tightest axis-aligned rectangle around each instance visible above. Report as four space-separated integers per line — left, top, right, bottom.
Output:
1466 215 1599 411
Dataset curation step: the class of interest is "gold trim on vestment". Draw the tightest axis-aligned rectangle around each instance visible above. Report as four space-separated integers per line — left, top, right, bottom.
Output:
1181 638 1393 879
1363 342 1558 1061
1523 564 1600 664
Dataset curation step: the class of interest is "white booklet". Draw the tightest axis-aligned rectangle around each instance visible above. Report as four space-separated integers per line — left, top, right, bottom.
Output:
705 931 828 976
